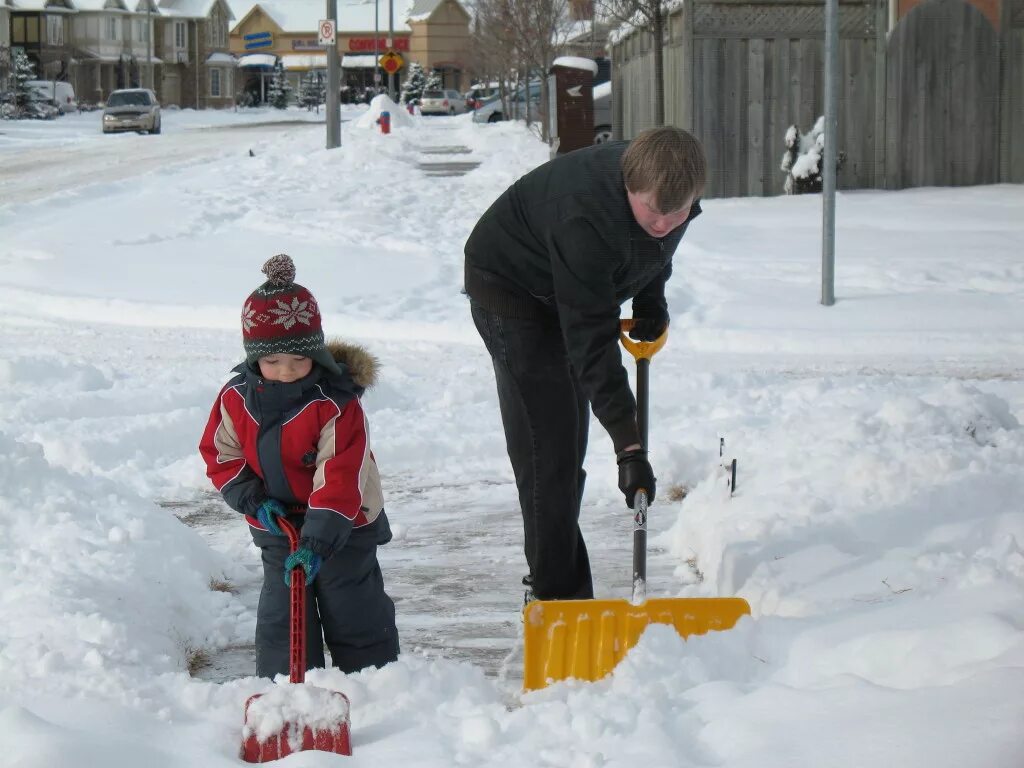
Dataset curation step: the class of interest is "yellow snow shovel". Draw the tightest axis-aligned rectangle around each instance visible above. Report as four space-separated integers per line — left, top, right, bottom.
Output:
522 320 751 691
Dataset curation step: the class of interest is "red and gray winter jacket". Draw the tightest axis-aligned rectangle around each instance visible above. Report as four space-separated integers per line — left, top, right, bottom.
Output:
199 341 384 556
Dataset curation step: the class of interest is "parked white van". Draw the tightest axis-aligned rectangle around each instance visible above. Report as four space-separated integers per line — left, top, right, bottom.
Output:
27 80 78 114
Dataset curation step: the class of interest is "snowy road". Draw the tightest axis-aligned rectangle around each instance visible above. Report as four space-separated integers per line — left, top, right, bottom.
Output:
0 118 323 206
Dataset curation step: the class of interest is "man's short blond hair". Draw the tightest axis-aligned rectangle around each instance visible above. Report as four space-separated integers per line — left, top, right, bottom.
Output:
621 127 707 213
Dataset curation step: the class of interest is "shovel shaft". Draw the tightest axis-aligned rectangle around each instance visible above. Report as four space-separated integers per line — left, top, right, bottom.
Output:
278 518 306 685
622 323 655 606
632 490 647 604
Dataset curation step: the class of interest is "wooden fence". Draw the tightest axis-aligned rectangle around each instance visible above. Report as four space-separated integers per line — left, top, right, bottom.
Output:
611 0 1024 197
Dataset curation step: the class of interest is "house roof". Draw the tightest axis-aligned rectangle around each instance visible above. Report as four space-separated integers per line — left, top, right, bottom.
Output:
407 0 467 23
11 0 76 10
229 0 416 34
158 0 232 19
72 0 128 11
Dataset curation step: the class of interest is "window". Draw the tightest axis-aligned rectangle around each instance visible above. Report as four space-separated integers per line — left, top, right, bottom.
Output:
106 17 118 40
46 15 64 45
210 68 221 97
12 17 25 43
175 21 186 49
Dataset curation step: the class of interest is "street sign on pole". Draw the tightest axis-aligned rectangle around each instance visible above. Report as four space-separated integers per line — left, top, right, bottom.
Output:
379 50 403 76
325 2 341 149
318 18 336 46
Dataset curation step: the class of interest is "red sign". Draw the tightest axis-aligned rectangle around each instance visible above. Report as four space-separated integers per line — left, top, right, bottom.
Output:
379 50 403 74
349 36 409 52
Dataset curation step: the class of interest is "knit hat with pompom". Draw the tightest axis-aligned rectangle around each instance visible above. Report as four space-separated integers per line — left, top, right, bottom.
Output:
241 254 342 375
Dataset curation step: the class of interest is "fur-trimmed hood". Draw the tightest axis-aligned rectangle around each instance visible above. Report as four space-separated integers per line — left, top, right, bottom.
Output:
327 339 378 390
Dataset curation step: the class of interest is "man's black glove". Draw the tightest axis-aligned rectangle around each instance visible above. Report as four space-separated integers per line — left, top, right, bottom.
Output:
628 315 669 342
617 448 656 509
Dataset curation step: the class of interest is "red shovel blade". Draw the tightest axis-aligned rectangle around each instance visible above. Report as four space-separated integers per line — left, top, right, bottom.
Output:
240 690 352 762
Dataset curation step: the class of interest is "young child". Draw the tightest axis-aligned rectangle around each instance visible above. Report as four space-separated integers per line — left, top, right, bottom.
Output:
200 253 399 678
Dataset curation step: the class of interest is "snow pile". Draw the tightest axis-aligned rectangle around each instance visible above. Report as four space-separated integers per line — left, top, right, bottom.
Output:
0 430 230 705
354 93 415 129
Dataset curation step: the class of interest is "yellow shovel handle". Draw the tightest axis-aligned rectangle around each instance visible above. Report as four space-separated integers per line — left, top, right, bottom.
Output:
619 319 668 361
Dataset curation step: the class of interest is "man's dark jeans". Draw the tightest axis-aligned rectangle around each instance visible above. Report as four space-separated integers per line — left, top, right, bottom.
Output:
471 301 594 601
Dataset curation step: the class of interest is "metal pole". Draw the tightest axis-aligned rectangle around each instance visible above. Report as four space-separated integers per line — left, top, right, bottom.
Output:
146 0 153 90
375 0 380 94
326 0 341 148
821 0 838 306
387 0 395 100
631 357 651 605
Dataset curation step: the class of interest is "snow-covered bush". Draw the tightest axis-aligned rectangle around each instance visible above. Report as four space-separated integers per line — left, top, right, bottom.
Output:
781 116 824 194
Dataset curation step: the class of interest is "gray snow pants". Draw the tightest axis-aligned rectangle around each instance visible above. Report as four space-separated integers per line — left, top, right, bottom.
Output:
250 511 399 678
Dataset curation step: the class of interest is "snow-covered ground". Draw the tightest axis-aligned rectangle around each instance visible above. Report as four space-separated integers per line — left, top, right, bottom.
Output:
1 107 1023 767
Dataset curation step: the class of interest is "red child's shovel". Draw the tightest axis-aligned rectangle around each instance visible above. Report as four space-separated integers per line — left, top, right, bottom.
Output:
240 517 352 762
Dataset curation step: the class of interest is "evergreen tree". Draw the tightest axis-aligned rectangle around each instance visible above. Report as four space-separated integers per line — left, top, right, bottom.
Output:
425 69 443 91
400 61 427 105
13 48 37 109
298 71 324 111
267 60 291 109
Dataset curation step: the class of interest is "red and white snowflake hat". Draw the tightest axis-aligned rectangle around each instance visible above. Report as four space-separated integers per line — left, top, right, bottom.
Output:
241 254 342 375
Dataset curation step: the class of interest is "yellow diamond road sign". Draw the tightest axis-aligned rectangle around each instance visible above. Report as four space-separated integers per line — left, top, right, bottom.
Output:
379 50 404 74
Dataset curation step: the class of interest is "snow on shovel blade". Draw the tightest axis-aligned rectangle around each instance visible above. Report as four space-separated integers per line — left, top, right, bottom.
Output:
240 683 352 762
522 597 750 690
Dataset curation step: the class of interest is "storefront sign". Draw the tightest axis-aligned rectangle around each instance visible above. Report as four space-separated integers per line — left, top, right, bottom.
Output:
244 31 273 50
292 38 321 50
348 37 409 52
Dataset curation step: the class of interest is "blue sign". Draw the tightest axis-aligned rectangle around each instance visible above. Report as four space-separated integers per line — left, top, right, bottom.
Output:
244 31 273 50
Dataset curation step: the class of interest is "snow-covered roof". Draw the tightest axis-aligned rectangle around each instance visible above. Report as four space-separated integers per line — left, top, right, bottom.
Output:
230 0 414 34
406 0 439 22
341 53 376 68
552 56 598 74
236 52 274 66
281 53 325 69
11 0 76 11
206 51 234 63
158 0 232 20
73 0 127 10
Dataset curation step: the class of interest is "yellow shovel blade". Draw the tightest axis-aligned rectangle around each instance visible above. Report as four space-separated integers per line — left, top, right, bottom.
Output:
522 597 751 690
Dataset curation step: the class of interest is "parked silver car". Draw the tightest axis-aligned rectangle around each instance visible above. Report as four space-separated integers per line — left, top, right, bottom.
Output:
103 88 161 134
420 89 466 116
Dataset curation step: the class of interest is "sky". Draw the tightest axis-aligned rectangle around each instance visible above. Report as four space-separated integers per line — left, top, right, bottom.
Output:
0 105 1023 767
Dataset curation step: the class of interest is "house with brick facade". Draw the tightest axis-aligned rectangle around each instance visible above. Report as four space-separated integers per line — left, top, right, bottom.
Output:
154 0 233 108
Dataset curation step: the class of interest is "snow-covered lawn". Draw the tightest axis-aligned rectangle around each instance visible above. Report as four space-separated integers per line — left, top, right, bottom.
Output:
1 111 1022 767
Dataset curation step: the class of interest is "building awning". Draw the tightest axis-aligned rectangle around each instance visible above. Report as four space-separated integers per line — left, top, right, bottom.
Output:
341 54 377 69
281 54 327 71
237 53 276 68
206 52 235 65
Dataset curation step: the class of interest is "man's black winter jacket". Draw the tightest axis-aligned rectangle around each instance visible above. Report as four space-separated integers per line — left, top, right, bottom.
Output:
464 140 701 452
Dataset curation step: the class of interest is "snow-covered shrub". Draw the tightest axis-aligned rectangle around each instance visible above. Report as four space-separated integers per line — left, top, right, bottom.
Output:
781 116 824 194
